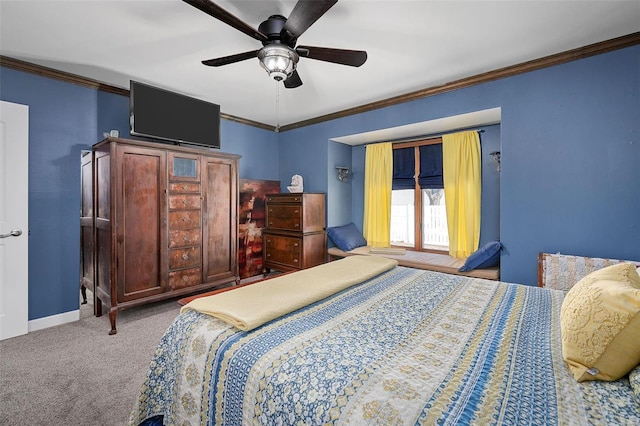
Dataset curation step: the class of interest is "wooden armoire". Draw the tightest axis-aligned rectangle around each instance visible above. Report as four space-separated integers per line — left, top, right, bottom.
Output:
85 137 240 334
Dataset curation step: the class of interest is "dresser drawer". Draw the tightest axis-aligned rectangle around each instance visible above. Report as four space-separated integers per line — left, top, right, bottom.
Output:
168 267 202 290
169 194 201 210
267 205 302 231
169 210 201 230
169 246 201 270
266 194 303 204
264 235 301 267
169 228 202 248
169 182 200 193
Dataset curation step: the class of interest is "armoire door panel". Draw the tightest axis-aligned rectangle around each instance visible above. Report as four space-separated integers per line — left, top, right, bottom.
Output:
203 159 237 281
117 146 166 301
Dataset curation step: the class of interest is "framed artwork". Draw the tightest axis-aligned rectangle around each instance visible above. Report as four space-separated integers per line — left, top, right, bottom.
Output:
238 179 281 279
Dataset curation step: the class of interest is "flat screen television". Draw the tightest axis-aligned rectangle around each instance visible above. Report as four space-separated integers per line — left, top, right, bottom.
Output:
130 80 220 149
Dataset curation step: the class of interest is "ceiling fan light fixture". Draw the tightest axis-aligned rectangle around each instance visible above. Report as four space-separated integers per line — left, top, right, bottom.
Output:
258 45 299 82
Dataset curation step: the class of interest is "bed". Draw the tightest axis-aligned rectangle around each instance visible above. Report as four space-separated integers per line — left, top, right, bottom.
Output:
129 255 640 425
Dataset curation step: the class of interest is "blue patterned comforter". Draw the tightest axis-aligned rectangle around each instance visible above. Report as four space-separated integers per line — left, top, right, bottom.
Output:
130 266 640 425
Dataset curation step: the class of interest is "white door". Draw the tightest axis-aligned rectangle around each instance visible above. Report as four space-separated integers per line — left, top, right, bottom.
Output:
0 100 29 340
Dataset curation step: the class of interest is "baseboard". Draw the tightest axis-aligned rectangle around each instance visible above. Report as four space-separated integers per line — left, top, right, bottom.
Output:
28 309 79 332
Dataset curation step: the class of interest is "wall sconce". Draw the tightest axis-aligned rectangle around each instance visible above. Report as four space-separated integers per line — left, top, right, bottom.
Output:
489 151 501 172
336 166 351 182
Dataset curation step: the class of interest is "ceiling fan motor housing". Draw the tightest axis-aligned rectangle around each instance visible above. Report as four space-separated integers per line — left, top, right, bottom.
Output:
258 15 296 47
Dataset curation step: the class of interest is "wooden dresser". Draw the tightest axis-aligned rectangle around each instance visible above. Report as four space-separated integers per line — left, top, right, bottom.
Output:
87 137 240 334
263 193 327 273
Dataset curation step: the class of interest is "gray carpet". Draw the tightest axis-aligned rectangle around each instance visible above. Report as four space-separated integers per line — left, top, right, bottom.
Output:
0 294 182 425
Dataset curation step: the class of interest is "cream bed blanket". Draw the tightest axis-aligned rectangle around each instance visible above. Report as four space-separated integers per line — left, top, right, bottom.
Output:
181 255 397 331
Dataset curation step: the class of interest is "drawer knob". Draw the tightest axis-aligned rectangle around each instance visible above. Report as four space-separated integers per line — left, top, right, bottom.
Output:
182 215 190 222
293 259 298 263
183 234 190 241
294 243 299 247
182 253 190 260
294 210 299 214
182 185 188 190
294 224 299 228
266 254 271 258
182 199 188 206
182 275 189 282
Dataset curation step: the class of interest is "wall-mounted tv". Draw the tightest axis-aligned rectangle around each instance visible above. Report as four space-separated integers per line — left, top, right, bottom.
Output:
130 80 221 149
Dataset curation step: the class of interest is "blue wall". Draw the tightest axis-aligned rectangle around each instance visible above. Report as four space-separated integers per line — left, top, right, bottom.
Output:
1 68 97 320
2 43 638 321
327 141 352 227
274 45 640 286
278 126 328 193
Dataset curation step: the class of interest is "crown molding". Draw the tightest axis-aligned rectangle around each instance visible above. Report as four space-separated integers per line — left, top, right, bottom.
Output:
0 55 130 96
2 31 638 133
0 56 275 132
279 31 640 132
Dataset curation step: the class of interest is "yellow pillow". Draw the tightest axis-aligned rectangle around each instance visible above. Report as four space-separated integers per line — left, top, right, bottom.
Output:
560 262 640 382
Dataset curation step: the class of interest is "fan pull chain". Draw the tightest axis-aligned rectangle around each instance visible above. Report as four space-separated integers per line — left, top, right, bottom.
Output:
275 82 280 133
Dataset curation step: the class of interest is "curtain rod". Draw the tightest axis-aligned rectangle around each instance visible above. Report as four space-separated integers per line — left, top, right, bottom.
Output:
389 128 484 145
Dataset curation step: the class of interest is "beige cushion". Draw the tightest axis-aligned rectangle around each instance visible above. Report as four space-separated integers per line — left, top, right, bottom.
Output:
327 246 500 280
560 262 640 382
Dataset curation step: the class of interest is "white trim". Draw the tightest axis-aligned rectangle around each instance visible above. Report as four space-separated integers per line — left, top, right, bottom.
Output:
330 107 501 146
28 310 79 332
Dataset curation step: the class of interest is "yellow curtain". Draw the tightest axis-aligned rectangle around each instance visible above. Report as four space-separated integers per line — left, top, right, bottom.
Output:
442 131 481 258
363 142 393 247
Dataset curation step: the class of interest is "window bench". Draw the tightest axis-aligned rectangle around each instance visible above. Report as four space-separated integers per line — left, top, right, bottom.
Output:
328 246 500 281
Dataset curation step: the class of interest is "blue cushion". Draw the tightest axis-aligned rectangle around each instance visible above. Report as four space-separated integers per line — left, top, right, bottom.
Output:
458 241 502 271
327 223 368 252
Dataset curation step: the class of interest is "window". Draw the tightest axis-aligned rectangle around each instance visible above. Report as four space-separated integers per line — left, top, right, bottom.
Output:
390 139 449 252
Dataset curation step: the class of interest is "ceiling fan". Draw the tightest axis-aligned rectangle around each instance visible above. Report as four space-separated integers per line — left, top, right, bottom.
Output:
183 0 368 88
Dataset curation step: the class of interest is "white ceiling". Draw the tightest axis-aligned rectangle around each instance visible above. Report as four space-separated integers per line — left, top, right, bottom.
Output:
1 1 638 128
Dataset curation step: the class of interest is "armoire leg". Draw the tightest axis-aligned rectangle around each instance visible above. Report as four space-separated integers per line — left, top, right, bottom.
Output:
108 309 117 335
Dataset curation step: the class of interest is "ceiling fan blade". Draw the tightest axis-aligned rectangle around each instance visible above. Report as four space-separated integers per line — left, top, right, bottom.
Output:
296 45 367 67
202 50 259 67
183 0 268 42
284 70 303 89
283 0 338 39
